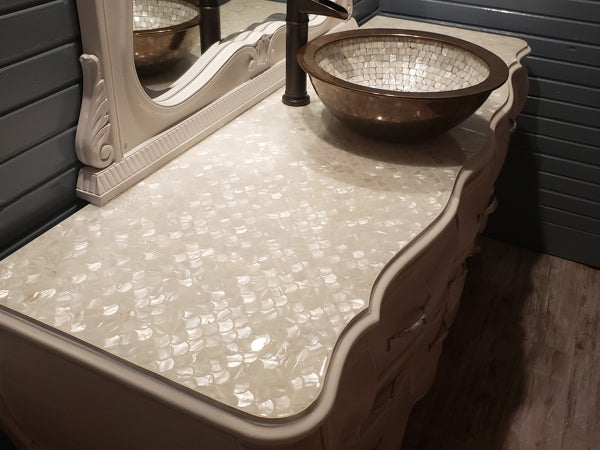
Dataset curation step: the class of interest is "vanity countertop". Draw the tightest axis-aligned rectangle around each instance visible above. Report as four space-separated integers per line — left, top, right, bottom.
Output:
0 17 525 420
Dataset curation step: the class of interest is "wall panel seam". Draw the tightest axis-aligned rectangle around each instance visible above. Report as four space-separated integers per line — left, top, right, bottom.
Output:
0 79 82 118
0 1 55 16
519 113 600 133
0 163 81 213
539 220 600 239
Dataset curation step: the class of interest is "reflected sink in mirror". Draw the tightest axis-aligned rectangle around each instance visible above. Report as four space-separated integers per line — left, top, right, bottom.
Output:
133 0 200 77
298 28 509 141
74 0 353 205
134 0 287 94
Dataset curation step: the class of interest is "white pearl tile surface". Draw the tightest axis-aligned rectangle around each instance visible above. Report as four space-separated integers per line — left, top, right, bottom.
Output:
316 35 490 92
0 85 475 418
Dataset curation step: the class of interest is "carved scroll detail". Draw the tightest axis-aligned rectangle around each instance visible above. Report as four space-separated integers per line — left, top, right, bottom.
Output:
248 35 275 75
76 54 114 168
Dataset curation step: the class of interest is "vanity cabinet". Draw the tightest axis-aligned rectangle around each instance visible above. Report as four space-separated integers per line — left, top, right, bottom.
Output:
0 16 529 450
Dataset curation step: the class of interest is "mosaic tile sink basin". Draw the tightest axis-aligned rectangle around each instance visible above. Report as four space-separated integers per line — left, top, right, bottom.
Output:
298 28 509 140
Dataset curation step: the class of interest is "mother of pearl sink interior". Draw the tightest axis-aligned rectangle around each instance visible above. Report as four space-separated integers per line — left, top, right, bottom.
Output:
315 35 491 92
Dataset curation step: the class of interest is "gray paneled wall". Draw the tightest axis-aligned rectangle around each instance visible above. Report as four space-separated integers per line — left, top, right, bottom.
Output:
0 0 82 259
380 0 600 268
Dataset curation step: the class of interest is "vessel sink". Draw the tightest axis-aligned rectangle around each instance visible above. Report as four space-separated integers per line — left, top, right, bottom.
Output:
298 28 509 141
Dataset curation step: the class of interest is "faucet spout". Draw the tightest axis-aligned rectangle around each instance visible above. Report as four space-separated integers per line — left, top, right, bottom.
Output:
289 0 349 22
282 0 349 106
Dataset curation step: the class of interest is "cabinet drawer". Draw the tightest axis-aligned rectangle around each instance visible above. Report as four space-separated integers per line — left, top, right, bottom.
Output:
444 262 468 328
456 167 495 258
370 222 457 374
352 371 411 450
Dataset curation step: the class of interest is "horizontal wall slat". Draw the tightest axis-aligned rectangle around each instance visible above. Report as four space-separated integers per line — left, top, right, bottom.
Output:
526 57 600 89
488 188 600 239
0 43 81 115
0 200 82 260
0 127 78 206
538 189 600 221
503 149 599 185
529 78 600 109
432 0 600 22
517 115 599 148
0 167 78 251
0 84 81 164
0 1 51 14
0 0 79 68
538 206 600 238
522 97 600 129
499 161 600 203
380 11 600 66
486 214 600 269
510 132 599 167
516 35 600 67
492 193 600 238
495 175 600 221
380 2 600 44
539 172 600 204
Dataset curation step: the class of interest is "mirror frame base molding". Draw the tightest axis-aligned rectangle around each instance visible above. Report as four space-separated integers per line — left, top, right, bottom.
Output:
77 59 286 205
74 0 355 206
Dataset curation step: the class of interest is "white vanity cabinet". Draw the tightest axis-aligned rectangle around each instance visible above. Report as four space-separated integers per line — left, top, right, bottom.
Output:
0 17 529 450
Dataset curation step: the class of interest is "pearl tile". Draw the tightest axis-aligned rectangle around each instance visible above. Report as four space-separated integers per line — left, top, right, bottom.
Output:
316 35 490 92
0 84 479 418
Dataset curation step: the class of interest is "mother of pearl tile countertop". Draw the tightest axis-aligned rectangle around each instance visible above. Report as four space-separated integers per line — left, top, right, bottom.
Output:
0 21 506 419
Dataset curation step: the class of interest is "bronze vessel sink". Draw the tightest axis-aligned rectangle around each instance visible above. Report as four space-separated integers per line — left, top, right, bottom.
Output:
133 0 200 76
298 28 509 141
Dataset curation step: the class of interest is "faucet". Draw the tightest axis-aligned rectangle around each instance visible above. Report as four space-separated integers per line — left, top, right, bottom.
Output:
282 0 349 106
199 0 221 53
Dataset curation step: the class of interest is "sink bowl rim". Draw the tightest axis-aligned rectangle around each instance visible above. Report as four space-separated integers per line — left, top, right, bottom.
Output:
298 28 509 100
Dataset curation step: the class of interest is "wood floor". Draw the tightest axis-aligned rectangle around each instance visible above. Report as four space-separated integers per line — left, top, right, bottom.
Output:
1 237 598 449
402 236 600 450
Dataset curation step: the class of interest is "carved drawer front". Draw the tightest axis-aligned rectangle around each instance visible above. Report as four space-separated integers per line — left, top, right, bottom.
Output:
322 338 378 450
477 195 498 233
369 221 458 376
351 370 411 450
444 262 469 329
354 328 448 450
456 166 495 259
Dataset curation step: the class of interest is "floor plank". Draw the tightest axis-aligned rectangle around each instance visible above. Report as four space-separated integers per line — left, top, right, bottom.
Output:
402 237 600 450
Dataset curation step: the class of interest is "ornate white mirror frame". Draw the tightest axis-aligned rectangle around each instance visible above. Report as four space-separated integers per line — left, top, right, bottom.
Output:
74 0 354 205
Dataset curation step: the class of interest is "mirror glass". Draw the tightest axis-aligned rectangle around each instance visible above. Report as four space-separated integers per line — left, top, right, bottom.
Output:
133 0 287 96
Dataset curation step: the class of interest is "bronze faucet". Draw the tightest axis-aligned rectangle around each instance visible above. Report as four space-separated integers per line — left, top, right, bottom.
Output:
282 0 349 106
199 0 221 53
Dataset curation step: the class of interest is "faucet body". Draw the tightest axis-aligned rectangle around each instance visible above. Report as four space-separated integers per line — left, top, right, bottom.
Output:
282 0 349 106
199 0 221 53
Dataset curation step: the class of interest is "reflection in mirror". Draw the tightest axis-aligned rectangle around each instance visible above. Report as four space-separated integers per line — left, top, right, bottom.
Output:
133 0 200 93
74 0 353 205
134 0 287 95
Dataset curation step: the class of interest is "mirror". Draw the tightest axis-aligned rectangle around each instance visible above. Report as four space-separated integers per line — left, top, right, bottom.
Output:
134 0 289 96
74 0 354 206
